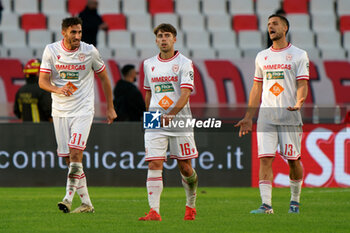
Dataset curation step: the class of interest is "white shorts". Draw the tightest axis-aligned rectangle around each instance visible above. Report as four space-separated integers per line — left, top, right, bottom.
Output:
53 115 93 157
257 123 303 160
144 133 198 161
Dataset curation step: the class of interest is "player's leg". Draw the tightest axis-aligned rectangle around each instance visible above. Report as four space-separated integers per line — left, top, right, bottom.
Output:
279 125 303 213
61 148 84 208
251 123 277 214
288 159 303 213
69 115 95 213
139 133 167 221
259 157 274 199
53 117 73 213
170 135 198 220
141 160 164 220
178 159 198 220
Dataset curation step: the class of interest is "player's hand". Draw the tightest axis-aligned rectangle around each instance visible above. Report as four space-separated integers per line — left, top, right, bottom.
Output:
106 108 117 124
287 98 304 111
234 118 252 137
57 84 73 96
287 106 300 111
161 114 174 127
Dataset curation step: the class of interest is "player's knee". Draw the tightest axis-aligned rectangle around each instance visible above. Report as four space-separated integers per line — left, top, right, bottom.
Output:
69 149 83 162
288 159 300 168
260 157 273 168
148 160 163 170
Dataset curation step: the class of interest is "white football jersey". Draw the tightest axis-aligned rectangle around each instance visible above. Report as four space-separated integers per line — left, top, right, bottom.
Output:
144 51 194 135
40 40 105 117
254 43 309 125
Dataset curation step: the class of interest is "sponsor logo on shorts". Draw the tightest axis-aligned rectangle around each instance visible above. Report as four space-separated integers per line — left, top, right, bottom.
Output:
155 84 174 93
266 71 284 80
60 71 79 80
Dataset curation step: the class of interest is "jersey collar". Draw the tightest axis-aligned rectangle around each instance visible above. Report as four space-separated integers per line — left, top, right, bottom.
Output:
61 39 80 53
157 50 179 62
270 43 291 52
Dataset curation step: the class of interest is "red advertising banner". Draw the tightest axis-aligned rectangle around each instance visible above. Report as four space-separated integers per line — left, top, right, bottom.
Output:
251 124 350 187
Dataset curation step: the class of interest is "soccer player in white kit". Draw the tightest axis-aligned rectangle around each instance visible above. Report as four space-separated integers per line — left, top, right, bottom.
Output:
235 15 309 214
39 17 117 213
138 24 198 221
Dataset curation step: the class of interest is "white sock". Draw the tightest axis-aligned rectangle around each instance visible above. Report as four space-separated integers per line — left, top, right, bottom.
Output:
76 172 93 206
147 169 163 214
63 162 83 203
259 180 272 206
181 169 198 208
290 179 303 203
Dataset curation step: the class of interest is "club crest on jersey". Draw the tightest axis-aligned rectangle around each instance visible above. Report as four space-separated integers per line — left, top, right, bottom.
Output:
78 53 86 62
151 66 155 72
286 54 292 61
57 55 61 60
172 64 179 73
264 56 268 60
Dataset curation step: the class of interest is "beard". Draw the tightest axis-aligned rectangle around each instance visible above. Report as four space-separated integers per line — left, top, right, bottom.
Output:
68 38 80 49
270 32 283 41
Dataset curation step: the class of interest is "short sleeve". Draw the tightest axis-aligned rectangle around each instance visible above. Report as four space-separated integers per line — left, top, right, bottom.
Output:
180 61 194 91
91 46 106 74
254 55 263 82
296 51 309 81
143 62 151 90
40 45 53 74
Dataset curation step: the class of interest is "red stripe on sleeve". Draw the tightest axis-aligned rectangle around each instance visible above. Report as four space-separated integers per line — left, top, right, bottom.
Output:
95 65 106 74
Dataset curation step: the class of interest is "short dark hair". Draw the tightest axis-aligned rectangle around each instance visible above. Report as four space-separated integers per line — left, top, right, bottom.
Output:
121 64 135 77
153 23 177 37
268 14 289 35
62 17 83 30
275 9 286 15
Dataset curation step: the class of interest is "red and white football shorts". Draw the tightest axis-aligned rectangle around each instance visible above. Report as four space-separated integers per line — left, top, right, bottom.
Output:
53 115 93 157
257 123 303 160
144 133 198 161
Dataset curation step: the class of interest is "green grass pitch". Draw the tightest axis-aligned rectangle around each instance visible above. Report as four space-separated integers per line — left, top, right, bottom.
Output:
0 187 349 233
